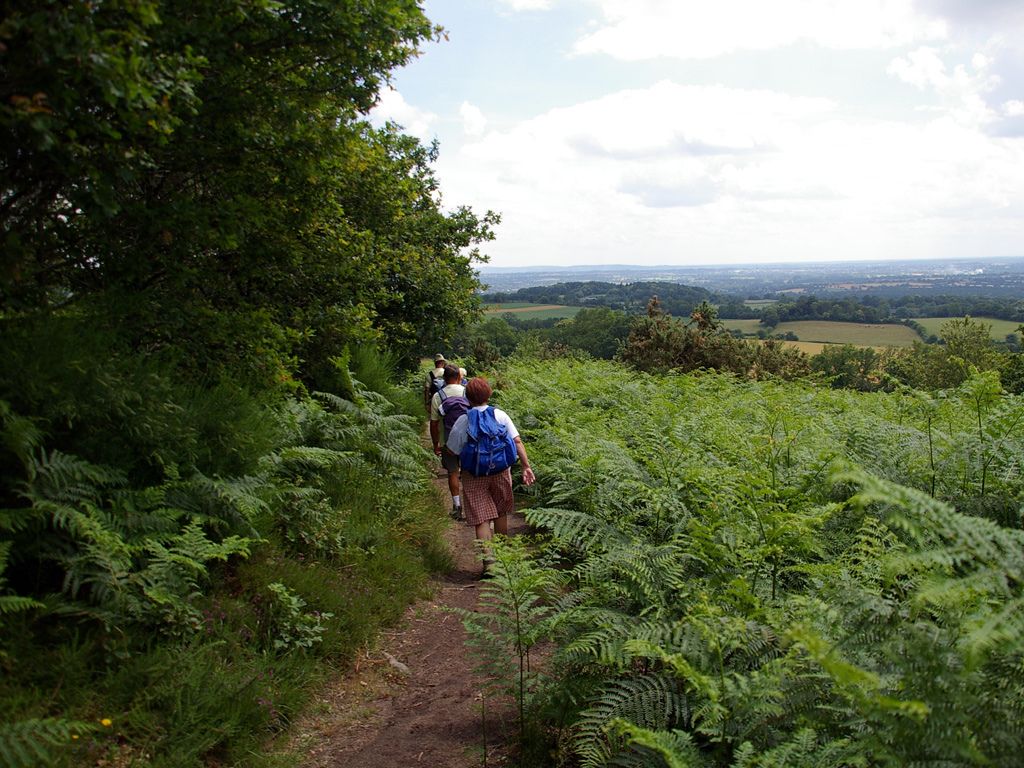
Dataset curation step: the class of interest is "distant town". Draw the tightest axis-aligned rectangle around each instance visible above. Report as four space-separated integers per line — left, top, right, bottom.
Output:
479 257 1024 298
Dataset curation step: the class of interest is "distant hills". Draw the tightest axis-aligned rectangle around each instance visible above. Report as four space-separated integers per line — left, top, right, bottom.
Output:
478 257 1024 297
482 281 748 319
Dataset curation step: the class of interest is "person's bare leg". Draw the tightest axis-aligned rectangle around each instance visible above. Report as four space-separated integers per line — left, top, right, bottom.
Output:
475 519 498 576
447 470 459 501
493 514 508 536
475 521 492 541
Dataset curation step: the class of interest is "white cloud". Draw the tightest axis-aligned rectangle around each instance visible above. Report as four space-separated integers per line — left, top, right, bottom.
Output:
1005 99 1024 116
887 46 1000 126
496 0 552 10
459 102 488 137
887 46 948 89
369 88 437 141
572 0 947 61
435 80 1024 265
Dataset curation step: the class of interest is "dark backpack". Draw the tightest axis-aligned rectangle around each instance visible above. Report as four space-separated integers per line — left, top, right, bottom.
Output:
429 371 446 396
459 406 517 477
438 390 470 436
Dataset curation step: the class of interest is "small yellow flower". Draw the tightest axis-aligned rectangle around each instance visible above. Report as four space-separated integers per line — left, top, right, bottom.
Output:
71 734 80 740
100 718 113 727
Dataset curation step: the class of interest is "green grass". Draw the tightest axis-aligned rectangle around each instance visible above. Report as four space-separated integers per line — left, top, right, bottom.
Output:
774 320 918 347
483 303 582 320
722 318 763 335
743 299 778 308
915 317 1023 341
482 302 541 310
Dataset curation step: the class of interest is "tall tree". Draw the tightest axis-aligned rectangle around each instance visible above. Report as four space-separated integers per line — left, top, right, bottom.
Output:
2 0 494 383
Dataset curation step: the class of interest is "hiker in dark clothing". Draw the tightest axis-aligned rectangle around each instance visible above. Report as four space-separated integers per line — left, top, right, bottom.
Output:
429 365 468 519
423 353 447 413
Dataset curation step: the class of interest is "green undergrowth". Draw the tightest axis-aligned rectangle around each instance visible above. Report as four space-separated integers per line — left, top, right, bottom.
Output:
1 524 446 768
475 355 1024 767
0 319 450 767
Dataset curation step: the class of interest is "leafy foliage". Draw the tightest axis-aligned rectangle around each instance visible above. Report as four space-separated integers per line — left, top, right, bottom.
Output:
0 364 446 764
485 356 1024 766
1 1 478 761
456 536 564 754
618 297 811 379
887 317 1007 391
2 0 494 380
0 717 95 768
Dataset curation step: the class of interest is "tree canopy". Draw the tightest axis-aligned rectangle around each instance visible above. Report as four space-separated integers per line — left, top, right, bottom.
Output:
2 0 495 384
0 4 497 760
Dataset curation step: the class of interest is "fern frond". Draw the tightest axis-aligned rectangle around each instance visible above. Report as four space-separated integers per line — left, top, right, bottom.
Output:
731 728 862 768
527 506 626 550
605 719 705 768
574 674 693 767
0 400 43 470
0 717 93 768
21 450 124 504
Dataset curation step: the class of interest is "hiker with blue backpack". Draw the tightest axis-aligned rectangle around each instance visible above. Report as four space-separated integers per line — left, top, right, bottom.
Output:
446 377 535 564
430 364 469 519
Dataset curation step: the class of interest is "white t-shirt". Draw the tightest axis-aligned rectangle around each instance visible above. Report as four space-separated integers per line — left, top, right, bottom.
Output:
446 405 519 455
429 384 466 422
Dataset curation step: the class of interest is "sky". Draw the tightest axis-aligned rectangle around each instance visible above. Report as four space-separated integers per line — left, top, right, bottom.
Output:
371 0 1024 268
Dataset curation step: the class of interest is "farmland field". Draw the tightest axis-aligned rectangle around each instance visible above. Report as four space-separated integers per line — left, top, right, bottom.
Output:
481 301 544 310
483 302 581 320
743 299 779 308
915 316 1023 340
721 318 763 334
774 320 918 347
780 339 829 355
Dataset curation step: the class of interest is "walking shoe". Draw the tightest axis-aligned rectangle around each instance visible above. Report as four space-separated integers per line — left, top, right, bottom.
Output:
449 504 462 520
480 556 496 579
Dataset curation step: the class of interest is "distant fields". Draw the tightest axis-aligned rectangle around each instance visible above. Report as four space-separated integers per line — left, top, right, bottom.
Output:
483 303 581 320
915 317 1023 340
483 301 539 309
743 299 779 308
774 321 918 348
722 319 763 334
721 318 918 348
485 306 1021 346
780 340 830 355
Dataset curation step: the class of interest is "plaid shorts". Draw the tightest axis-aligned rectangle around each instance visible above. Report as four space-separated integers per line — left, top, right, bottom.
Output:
461 469 514 526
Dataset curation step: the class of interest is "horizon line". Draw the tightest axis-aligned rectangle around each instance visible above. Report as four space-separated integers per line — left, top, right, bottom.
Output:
478 255 1024 271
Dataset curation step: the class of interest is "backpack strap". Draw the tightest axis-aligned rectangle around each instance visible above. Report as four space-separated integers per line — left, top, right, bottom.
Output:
466 407 481 440
485 405 498 427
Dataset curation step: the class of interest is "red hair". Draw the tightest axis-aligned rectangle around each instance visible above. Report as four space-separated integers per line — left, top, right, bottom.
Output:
465 377 492 406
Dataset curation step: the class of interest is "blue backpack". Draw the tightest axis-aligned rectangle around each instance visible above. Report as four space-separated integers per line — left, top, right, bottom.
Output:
459 406 517 477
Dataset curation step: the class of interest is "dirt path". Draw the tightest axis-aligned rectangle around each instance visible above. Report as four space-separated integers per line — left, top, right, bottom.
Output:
290 477 526 768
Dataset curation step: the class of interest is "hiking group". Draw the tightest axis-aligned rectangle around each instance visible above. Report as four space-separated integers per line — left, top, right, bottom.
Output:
426 354 535 572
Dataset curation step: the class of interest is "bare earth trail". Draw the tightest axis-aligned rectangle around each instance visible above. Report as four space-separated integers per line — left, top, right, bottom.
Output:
290 475 525 768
